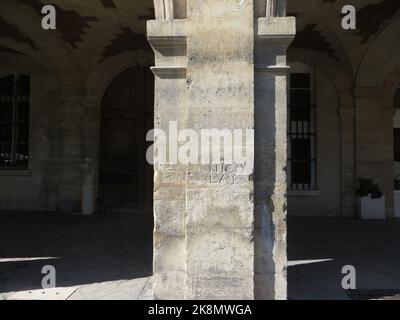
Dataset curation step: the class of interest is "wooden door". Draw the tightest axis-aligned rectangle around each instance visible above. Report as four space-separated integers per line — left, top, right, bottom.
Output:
99 66 153 213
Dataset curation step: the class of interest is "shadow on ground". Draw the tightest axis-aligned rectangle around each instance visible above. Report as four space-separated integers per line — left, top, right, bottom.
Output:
288 216 400 300
0 211 153 296
3 213 400 300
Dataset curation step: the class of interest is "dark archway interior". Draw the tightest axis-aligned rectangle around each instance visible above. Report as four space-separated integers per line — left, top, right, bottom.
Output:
99 66 154 213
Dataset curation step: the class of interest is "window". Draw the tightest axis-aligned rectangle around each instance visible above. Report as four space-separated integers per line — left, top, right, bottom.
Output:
0 74 30 169
288 72 317 190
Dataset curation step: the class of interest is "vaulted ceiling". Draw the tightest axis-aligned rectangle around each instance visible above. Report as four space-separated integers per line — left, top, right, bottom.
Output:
0 0 399 87
0 0 154 81
287 0 400 83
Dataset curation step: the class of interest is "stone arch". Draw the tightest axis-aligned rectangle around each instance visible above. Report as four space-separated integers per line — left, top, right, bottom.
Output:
80 50 154 214
287 48 357 217
288 48 354 110
356 15 400 88
354 15 400 219
0 0 159 214
85 50 153 106
83 50 154 156
0 52 57 89
0 1 84 89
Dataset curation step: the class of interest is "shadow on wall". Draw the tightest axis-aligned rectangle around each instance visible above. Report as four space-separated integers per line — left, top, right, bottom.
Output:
0 212 153 294
254 65 280 299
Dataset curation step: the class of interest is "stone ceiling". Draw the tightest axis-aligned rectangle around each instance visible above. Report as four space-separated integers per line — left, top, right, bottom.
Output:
287 0 400 76
0 0 399 83
0 0 154 74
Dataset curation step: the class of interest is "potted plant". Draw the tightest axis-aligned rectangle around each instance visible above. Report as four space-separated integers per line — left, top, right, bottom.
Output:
356 178 386 220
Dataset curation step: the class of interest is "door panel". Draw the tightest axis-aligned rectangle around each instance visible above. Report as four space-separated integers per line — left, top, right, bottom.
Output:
99 66 153 213
102 118 138 208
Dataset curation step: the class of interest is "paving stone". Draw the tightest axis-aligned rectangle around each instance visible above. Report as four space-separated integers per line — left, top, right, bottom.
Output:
8 287 78 300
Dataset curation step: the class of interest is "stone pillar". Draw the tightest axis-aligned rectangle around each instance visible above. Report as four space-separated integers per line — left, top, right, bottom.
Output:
148 0 295 300
148 13 188 299
254 10 295 299
339 108 356 218
355 87 394 219
183 0 256 300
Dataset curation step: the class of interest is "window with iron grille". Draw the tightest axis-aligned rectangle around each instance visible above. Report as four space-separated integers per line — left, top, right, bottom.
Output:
0 74 30 169
288 73 317 190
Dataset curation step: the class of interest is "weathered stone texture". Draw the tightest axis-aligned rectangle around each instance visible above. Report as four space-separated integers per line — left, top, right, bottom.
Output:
149 0 294 300
184 0 255 300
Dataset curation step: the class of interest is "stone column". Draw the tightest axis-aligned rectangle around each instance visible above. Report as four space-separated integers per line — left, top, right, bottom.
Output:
148 0 295 300
254 9 295 299
183 0 256 300
148 13 188 298
355 87 394 219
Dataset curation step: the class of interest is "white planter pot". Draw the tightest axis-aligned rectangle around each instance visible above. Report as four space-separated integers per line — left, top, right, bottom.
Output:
358 195 386 220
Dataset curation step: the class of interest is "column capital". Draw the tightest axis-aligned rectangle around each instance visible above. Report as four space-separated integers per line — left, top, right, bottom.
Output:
147 19 187 41
256 16 296 45
147 19 187 79
255 17 296 72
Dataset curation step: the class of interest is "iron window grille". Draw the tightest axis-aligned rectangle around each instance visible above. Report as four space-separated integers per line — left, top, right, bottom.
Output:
0 74 30 169
287 73 317 190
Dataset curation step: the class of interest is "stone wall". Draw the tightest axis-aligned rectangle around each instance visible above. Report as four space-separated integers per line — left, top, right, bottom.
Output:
0 54 53 211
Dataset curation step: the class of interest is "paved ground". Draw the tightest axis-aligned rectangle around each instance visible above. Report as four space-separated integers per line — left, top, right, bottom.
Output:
288 216 400 300
0 212 153 300
1 212 400 300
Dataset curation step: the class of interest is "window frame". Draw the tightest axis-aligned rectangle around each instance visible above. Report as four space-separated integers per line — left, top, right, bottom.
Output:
0 72 31 171
287 63 318 192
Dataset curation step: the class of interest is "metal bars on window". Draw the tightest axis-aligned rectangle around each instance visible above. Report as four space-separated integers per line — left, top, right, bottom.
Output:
287 73 317 190
0 74 30 169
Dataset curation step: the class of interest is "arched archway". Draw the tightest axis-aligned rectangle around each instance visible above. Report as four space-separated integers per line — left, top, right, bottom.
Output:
353 13 400 219
285 59 343 217
98 66 154 213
